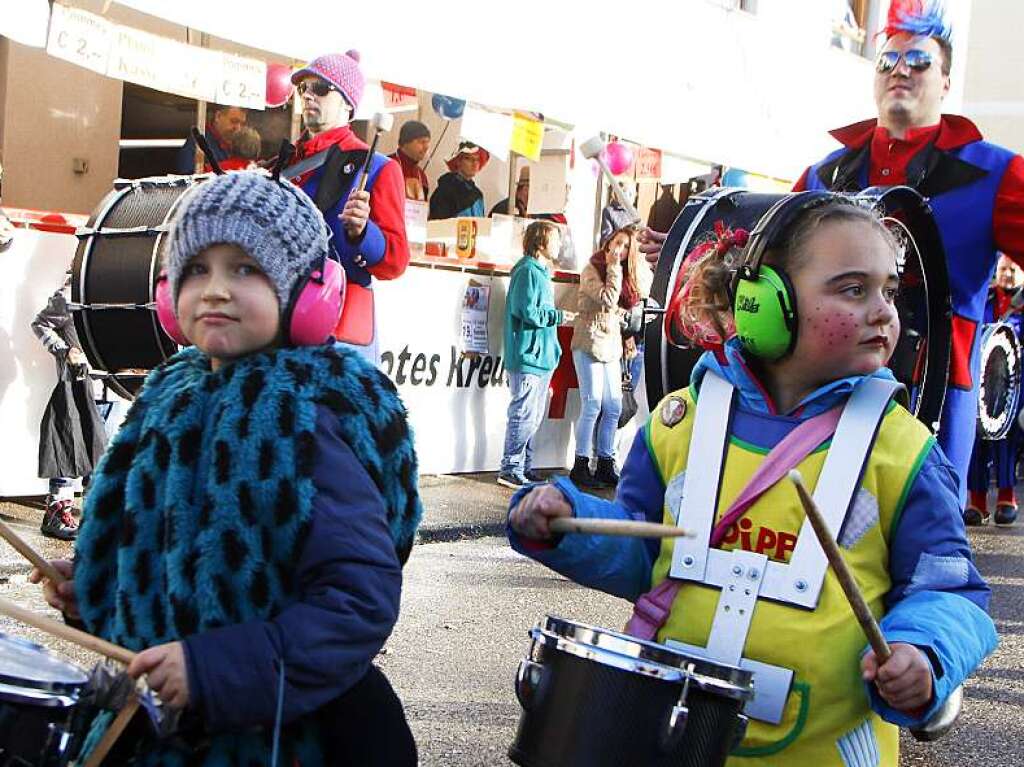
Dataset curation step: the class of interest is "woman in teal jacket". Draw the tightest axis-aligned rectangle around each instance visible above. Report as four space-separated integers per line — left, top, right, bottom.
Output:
499 221 575 488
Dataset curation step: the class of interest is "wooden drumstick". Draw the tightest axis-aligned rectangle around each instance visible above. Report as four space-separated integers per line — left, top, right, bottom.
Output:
82 696 142 767
788 470 891 662
0 597 136 665
0 518 67 585
550 517 695 539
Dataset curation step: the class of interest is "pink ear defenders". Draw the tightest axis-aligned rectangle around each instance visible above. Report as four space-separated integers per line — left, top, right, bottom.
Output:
154 254 346 348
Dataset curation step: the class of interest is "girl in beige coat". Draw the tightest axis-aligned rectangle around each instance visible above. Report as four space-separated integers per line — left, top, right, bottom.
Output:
569 227 650 487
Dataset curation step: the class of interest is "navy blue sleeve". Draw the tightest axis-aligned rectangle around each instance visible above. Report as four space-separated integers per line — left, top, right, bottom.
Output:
185 406 402 731
868 443 998 725
507 426 666 601
175 133 197 174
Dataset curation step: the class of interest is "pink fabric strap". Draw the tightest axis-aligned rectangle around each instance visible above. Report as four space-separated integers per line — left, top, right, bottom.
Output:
625 405 843 641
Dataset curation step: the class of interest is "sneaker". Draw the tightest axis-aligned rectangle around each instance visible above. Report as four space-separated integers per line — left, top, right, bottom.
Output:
497 472 528 490
995 504 1018 526
594 457 620 488
524 470 545 483
569 456 600 488
41 497 79 541
963 506 989 526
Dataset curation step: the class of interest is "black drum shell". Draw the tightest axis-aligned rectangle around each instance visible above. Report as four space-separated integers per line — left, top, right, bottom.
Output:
509 642 744 767
71 178 198 399
0 696 85 767
644 186 951 432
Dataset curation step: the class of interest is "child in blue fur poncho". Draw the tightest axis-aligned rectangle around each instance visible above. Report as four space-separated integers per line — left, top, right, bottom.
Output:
33 170 422 766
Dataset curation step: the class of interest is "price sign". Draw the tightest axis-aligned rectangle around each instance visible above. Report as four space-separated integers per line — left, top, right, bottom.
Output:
217 54 266 110
46 4 113 75
636 148 663 180
106 25 169 94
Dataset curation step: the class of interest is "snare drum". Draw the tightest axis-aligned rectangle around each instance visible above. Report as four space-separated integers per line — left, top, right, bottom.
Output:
509 616 753 767
0 632 89 766
71 176 204 399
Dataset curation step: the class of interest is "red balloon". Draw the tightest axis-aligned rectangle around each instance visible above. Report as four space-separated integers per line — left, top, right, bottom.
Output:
266 63 293 108
603 141 634 176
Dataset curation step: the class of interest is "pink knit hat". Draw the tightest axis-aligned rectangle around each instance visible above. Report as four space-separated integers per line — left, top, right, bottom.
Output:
291 50 365 111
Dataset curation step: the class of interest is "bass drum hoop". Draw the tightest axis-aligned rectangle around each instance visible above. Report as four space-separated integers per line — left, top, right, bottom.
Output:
644 186 951 431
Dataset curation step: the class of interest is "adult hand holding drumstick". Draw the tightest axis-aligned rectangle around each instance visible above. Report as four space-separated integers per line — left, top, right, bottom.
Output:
788 470 933 714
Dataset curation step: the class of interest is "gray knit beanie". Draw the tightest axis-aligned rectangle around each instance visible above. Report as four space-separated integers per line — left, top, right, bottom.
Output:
165 171 329 313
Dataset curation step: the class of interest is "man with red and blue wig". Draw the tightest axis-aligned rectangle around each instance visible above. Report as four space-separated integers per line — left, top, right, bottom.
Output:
795 0 1024 520
288 50 410 364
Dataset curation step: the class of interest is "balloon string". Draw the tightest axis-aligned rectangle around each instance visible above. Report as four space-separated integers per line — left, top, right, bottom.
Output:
422 120 450 174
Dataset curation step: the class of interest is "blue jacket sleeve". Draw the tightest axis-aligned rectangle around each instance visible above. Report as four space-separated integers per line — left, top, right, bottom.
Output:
507 426 666 601
867 444 997 726
184 406 402 731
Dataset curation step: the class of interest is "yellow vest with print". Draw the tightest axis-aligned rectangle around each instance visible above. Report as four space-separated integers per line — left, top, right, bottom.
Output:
646 387 935 767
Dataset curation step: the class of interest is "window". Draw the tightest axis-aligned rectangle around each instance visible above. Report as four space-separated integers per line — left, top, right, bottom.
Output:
831 0 884 59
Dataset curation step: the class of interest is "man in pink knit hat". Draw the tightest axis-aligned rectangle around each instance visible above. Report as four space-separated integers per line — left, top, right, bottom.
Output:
288 50 410 364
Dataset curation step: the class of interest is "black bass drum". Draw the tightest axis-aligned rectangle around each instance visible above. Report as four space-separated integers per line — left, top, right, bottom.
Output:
644 186 951 432
71 176 203 399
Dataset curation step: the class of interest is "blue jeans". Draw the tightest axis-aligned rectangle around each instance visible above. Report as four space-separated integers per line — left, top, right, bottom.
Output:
573 349 622 459
501 370 552 476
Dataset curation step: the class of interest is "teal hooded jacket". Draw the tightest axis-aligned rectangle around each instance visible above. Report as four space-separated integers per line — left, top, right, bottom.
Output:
504 254 564 375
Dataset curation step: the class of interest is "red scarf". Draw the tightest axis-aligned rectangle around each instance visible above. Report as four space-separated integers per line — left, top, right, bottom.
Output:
589 251 640 310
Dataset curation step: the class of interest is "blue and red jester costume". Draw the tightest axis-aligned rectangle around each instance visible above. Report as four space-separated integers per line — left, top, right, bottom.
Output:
965 274 1024 526
795 1 1024 507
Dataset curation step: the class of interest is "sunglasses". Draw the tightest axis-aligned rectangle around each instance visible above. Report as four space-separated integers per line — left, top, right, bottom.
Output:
876 48 933 74
296 78 336 97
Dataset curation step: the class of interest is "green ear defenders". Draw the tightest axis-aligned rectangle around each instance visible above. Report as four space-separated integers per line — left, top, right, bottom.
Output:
731 191 842 360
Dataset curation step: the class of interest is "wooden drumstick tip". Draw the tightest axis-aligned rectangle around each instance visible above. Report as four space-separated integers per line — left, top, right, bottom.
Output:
787 469 804 488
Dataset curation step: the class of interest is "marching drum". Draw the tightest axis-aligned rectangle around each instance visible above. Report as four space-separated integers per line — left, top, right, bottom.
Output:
977 322 1023 440
71 176 203 399
644 186 952 432
509 616 753 767
0 633 89 766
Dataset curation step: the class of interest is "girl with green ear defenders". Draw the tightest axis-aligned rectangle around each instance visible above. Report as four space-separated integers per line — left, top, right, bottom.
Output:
508 190 995 766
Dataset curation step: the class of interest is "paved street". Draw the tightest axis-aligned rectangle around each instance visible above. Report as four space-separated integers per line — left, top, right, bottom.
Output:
1 475 1021 765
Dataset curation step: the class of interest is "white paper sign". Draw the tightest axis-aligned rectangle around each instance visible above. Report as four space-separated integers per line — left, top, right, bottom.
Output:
106 25 173 93
404 199 429 244
217 54 267 109
167 43 220 102
460 283 491 354
527 154 568 215
459 106 513 160
46 4 113 75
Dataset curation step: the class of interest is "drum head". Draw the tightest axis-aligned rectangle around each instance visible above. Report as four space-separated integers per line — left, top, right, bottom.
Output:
978 322 1022 440
644 186 951 431
535 615 753 700
0 632 88 700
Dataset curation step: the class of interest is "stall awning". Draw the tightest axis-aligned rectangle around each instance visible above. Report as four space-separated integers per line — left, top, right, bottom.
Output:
108 0 926 180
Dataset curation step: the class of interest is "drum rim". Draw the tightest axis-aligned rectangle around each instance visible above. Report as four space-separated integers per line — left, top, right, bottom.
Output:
0 632 88 698
978 321 1022 440
534 616 753 700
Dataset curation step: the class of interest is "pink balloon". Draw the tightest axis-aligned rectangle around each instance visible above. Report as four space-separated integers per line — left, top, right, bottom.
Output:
604 141 634 176
266 63 293 108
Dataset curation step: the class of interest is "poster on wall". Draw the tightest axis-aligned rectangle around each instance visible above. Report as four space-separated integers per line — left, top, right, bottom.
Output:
460 282 490 354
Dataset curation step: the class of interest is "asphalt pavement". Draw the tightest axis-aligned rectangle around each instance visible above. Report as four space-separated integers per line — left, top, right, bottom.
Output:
0 475 1021 766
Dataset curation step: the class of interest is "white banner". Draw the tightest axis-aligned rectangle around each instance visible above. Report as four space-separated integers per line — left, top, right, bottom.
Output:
46 4 114 75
